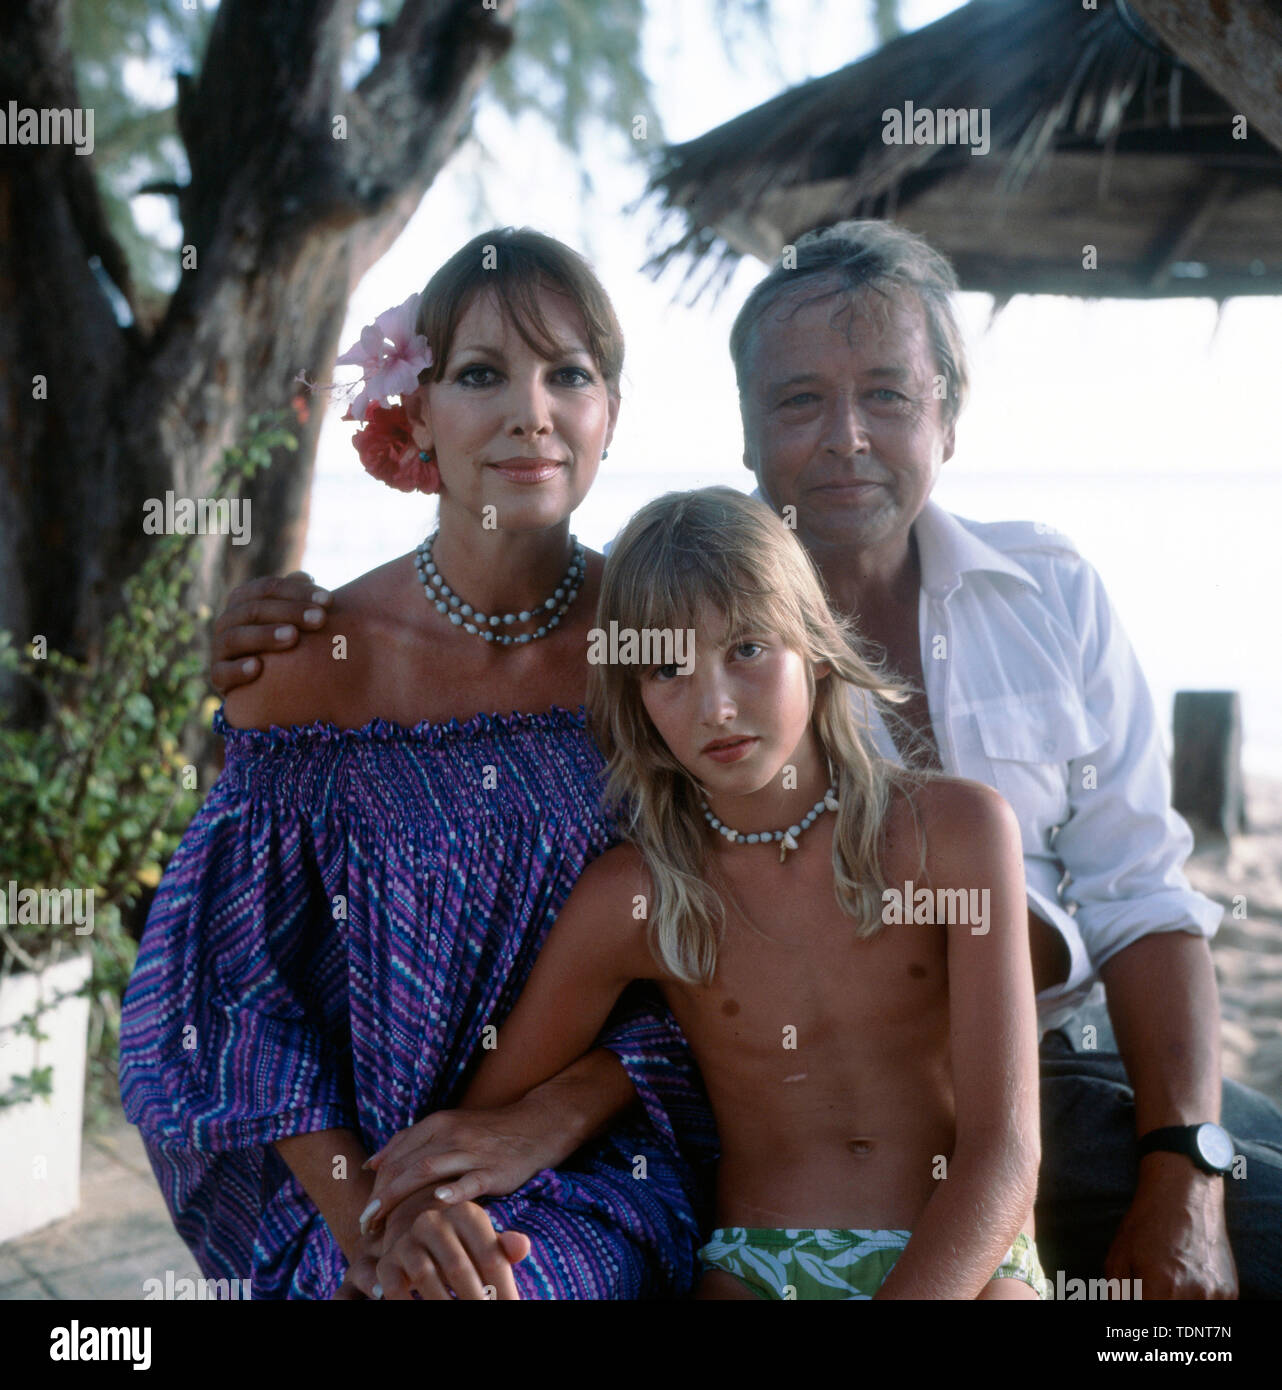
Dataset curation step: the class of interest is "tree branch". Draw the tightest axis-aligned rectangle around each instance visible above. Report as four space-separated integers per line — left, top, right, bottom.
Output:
170 0 516 272
344 0 516 216
176 0 358 246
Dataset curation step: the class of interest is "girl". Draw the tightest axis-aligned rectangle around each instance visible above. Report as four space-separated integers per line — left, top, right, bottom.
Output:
424 486 1049 1299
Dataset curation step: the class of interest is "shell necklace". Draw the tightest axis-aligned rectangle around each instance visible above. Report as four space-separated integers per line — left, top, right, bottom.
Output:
414 532 585 645
701 784 840 863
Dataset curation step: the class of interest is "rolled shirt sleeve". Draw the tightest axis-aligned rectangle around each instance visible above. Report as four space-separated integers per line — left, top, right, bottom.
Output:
1052 559 1222 972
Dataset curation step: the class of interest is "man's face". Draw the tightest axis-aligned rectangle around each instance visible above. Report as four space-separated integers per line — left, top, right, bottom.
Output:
740 285 955 559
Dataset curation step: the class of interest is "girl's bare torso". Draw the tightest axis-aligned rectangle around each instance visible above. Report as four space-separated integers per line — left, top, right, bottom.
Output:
660 791 956 1231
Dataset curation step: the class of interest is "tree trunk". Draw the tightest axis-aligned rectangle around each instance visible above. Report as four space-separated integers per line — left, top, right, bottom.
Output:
0 0 515 694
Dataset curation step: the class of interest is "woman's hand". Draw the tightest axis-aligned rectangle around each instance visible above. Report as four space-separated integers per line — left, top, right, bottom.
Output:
359 1096 567 1236
332 1240 382 1300
209 571 332 695
334 1190 532 1300
360 1050 638 1237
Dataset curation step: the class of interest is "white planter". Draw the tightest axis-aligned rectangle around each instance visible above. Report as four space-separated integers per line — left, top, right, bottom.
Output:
0 951 92 1244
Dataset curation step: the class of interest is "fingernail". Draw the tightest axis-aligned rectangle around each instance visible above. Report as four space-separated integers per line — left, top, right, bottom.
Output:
302 608 324 626
242 659 257 674
372 1284 384 1301
358 1198 380 1235
434 1187 452 1202
275 625 295 641
312 589 331 604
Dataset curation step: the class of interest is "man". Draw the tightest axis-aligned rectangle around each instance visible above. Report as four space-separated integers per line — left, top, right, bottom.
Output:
725 221 1278 1299
210 220 1281 1298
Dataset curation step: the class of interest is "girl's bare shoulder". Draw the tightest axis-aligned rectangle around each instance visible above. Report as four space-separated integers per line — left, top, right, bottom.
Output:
574 841 650 906
568 842 660 978
881 773 1019 882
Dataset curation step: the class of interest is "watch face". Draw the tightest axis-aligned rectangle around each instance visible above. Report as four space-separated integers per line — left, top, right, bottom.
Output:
1195 1124 1235 1172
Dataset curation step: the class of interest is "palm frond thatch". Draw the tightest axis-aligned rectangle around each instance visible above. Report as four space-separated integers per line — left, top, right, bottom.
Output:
644 0 1282 301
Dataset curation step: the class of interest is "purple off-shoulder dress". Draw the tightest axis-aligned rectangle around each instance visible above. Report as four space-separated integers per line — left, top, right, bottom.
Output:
119 706 716 1299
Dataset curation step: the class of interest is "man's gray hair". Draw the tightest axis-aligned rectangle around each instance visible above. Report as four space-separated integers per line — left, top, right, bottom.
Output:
730 220 970 425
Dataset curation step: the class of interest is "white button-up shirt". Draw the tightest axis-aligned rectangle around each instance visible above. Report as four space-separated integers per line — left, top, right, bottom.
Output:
611 494 1222 1034
846 500 1221 1032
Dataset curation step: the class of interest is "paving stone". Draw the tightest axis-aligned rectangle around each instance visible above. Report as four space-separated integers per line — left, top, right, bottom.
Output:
0 1275 54 1300
77 1159 164 1217
2 1100 201 1298
85 1118 158 1184
42 1244 190 1301
11 1202 190 1278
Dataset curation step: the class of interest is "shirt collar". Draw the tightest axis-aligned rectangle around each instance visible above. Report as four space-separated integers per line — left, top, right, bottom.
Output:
749 486 1041 597
912 499 1041 598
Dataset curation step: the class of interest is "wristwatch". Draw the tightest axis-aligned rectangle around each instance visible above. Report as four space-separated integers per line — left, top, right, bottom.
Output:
1136 1123 1235 1176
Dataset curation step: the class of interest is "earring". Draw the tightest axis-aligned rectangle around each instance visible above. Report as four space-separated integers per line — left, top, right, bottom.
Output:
602 448 609 459
419 450 432 462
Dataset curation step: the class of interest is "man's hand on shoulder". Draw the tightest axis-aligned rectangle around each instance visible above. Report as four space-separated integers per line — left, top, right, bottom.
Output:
221 586 354 733
210 570 332 696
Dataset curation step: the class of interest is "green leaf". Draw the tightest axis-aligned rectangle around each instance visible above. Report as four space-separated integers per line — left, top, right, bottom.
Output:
124 692 155 727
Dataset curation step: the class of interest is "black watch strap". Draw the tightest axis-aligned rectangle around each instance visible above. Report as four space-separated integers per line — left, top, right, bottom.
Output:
1136 1123 1235 1175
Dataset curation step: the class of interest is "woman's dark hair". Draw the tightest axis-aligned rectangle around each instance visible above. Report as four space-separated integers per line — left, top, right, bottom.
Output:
415 227 624 390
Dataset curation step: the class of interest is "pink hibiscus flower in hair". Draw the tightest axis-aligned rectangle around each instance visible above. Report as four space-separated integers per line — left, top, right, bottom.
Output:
336 293 433 422
347 401 441 494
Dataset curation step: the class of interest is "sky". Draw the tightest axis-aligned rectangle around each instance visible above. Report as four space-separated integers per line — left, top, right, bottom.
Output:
134 0 1281 772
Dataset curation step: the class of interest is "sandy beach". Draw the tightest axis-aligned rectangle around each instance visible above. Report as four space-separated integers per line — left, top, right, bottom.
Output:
1187 776 1282 1109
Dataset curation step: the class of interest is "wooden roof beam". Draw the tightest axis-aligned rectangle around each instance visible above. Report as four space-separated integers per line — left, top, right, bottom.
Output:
1128 0 1282 156
1143 171 1236 290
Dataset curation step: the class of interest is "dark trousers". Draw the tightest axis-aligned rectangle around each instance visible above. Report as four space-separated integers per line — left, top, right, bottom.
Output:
1036 1027 1282 1298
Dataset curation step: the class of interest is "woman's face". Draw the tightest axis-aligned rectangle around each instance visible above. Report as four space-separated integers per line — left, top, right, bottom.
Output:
406 287 618 533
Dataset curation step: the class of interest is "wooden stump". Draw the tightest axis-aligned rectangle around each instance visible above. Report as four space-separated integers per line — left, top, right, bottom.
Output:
1172 691 1246 841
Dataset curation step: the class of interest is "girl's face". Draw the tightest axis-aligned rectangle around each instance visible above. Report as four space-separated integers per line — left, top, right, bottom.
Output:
405 287 618 532
639 601 825 803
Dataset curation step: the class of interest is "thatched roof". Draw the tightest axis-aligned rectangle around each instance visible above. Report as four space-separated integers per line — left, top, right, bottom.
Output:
645 0 1282 300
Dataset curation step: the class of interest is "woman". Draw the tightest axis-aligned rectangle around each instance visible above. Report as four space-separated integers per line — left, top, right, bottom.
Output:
120 228 715 1300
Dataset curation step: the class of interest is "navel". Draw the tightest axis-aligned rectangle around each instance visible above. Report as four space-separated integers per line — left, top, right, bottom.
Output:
846 1138 875 1158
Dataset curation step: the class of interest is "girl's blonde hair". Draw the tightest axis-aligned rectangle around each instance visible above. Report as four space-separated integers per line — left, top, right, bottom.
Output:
587 486 924 985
